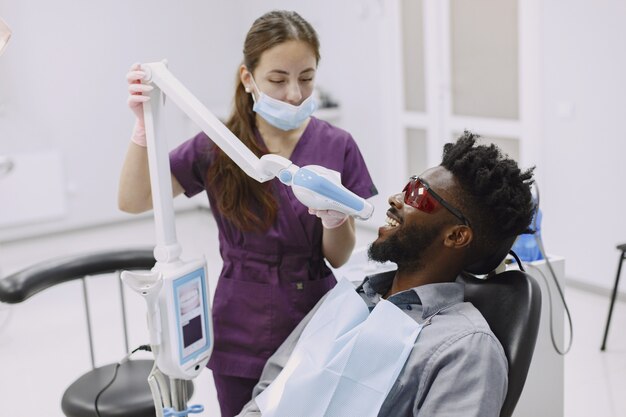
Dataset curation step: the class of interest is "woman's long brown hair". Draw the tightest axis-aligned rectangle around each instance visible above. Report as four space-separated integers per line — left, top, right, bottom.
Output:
206 10 321 231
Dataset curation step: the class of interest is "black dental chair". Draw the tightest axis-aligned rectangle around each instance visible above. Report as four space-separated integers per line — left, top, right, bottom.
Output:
459 242 542 417
339 241 542 417
0 248 194 417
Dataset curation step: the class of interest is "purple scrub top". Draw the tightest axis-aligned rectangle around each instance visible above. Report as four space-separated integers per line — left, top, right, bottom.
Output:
170 117 377 379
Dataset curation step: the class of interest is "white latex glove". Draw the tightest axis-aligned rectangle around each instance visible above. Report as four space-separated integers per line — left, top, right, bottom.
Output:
126 63 153 147
308 208 349 229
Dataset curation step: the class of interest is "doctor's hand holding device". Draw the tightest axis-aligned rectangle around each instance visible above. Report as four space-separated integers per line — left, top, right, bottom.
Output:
118 10 377 417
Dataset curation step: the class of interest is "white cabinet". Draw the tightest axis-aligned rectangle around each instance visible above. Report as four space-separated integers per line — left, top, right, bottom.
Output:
514 257 565 417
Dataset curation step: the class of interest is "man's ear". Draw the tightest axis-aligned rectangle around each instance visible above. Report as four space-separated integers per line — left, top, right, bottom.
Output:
443 225 473 249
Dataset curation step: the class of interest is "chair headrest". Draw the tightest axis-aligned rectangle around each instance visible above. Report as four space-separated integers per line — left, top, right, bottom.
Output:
463 235 517 275
457 270 541 417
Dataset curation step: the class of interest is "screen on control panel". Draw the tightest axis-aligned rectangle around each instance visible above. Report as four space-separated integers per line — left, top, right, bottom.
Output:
174 267 210 362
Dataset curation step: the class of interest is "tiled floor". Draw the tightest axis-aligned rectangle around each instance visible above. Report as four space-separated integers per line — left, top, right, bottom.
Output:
564 285 626 417
0 209 624 417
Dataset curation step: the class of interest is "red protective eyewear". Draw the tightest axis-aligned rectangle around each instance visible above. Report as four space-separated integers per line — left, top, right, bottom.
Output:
402 176 470 226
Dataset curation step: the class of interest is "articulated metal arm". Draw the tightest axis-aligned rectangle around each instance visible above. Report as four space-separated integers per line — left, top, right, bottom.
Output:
142 61 291 183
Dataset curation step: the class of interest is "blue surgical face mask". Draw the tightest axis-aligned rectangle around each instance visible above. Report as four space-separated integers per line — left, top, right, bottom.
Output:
249 76 317 131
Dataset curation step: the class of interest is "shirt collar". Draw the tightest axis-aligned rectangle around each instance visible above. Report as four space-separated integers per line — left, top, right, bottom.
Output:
360 271 466 319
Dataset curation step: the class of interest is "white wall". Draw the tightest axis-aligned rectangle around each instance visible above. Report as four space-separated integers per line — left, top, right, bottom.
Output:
540 0 626 290
0 0 244 240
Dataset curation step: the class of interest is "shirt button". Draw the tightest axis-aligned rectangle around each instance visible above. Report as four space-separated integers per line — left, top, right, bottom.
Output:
406 305 412 310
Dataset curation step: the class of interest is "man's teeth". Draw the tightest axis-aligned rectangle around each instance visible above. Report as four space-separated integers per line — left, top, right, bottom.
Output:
385 216 400 227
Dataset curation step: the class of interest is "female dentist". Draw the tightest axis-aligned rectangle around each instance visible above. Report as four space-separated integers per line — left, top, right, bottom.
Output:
118 10 377 417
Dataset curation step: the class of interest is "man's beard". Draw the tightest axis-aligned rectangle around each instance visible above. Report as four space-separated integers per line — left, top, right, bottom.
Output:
368 222 441 273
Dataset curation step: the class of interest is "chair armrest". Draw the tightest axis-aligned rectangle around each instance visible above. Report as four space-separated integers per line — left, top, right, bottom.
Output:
0 248 155 304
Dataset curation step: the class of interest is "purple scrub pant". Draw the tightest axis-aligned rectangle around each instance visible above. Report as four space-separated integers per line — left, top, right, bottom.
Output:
213 373 258 417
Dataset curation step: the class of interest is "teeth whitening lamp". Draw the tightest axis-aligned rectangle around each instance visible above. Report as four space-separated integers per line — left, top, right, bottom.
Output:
121 60 374 416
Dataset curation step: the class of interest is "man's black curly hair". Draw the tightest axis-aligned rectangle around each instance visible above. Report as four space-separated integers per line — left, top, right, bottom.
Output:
440 131 535 255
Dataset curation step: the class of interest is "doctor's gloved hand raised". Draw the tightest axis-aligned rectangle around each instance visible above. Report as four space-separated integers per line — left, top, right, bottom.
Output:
126 63 153 147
